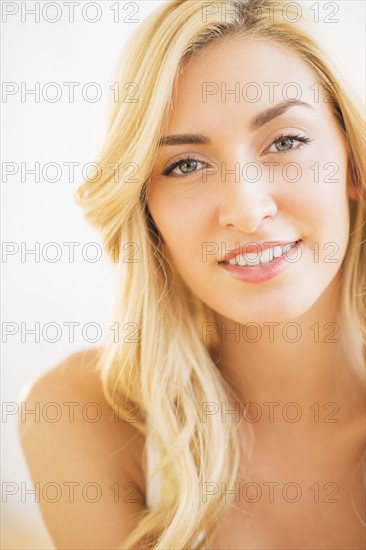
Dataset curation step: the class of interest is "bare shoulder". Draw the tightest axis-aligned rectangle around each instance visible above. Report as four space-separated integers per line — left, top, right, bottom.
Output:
18 348 148 549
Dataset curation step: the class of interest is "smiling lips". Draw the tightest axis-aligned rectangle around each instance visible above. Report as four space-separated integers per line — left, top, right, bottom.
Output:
220 240 302 267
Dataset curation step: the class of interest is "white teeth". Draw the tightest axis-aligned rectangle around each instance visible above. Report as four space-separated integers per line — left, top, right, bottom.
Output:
260 247 273 264
233 255 247 266
229 256 243 265
227 242 297 267
272 245 283 258
244 251 261 265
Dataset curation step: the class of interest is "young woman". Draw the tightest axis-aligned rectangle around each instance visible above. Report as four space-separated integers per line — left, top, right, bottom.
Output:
20 0 365 548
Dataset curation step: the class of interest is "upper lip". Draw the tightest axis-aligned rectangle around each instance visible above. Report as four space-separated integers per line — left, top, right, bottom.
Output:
220 240 301 262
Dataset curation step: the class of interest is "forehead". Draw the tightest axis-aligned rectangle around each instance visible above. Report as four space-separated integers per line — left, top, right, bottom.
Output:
166 38 321 131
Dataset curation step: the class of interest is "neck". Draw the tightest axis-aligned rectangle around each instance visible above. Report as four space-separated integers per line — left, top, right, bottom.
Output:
210 273 364 431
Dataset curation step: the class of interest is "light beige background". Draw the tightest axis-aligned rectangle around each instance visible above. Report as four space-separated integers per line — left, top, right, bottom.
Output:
2 1 365 548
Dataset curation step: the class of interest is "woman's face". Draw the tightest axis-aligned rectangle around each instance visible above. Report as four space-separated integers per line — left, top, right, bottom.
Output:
147 38 353 324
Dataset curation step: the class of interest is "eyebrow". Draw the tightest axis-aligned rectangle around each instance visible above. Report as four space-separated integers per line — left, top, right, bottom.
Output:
158 100 314 146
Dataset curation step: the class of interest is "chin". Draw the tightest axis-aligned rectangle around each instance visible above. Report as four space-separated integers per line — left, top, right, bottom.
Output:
211 291 323 327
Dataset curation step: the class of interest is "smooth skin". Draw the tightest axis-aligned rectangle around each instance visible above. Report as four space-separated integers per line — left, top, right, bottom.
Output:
148 38 363 435
19 39 365 549
147 38 365 548
18 350 149 550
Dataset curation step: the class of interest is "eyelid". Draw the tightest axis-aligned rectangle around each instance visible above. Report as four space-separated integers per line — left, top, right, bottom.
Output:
161 131 313 177
161 154 209 177
262 132 313 156
259 127 312 153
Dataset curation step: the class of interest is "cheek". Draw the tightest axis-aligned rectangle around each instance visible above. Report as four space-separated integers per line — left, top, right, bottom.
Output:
147 188 218 294
288 151 350 234
299 196 350 281
148 186 211 252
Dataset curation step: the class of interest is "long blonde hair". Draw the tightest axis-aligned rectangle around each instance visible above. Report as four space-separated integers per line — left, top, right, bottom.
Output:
75 1 365 547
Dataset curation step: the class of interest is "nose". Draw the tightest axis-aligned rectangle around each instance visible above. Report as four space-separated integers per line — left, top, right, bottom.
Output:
217 161 278 233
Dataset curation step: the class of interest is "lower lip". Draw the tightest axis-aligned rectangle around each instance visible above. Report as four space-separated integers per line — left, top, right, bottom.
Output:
219 241 302 284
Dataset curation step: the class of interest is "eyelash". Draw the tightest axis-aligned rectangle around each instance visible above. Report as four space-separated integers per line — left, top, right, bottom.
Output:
160 132 313 178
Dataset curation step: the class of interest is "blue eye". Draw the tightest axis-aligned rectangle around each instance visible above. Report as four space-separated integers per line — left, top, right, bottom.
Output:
161 133 313 178
266 132 312 154
161 156 206 177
